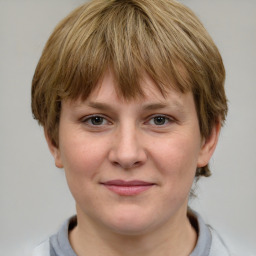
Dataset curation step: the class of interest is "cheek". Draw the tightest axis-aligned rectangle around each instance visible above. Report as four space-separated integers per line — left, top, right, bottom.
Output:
59 135 109 185
60 137 109 209
151 135 201 187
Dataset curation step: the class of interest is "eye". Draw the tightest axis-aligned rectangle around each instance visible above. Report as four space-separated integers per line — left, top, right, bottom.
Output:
148 115 172 126
82 115 109 126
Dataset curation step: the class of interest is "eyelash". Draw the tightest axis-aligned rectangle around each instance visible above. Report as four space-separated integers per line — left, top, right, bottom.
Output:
81 114 174 128
81 115 111 126
146 115 174 126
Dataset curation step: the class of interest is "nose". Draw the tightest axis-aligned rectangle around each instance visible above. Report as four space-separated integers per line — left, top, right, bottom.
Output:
108 125 147 169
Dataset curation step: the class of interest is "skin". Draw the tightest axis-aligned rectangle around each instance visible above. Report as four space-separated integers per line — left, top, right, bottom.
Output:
46 70 220 256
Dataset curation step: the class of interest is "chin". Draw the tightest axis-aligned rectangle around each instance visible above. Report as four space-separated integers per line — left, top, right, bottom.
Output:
108 221 154 236
102 209 160 236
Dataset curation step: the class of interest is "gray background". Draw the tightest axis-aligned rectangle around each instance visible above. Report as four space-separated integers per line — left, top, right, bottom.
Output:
1 0 255 255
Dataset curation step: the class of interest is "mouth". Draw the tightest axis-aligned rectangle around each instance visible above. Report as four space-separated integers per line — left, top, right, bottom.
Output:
100 180 155 196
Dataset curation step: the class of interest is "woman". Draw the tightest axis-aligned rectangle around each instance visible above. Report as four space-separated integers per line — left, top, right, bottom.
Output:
32 0 230 255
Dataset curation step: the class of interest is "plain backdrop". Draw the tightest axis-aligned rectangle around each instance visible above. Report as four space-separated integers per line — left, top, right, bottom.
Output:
0 0 255 255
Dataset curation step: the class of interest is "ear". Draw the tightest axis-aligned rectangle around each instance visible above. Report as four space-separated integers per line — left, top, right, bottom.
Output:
197 121 221 168
44 128 63 168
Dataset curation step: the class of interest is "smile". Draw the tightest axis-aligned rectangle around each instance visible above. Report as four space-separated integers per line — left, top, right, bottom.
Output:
100 180 155 196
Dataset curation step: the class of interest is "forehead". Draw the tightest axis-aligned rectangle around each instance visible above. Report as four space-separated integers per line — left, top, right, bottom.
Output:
64 69 195 114
89 69 186 105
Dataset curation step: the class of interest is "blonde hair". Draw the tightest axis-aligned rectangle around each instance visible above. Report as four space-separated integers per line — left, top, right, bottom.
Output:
32 0 228 177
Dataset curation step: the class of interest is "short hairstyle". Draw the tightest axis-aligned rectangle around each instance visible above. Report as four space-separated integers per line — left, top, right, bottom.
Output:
31 0 228 177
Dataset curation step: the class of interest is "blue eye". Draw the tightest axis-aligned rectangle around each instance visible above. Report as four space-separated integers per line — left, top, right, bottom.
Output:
90 116 104 125
149 116 171 126
83 116 108 126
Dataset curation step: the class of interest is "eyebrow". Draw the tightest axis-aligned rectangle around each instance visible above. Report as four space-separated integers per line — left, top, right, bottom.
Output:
142 103 170 111
88 102 114 111
87 101 183 111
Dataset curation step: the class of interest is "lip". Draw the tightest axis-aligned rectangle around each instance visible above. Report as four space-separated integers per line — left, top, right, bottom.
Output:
101 180 155 196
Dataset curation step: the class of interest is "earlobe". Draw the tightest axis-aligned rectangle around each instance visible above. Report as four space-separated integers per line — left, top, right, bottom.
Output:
44 129 63 168
197 121 221 168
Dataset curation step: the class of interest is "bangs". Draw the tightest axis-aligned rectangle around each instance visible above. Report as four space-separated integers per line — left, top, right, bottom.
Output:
54 0 193 102
32 0 227 177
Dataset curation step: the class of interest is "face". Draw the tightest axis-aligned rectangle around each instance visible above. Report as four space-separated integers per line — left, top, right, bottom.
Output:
47 70 219 236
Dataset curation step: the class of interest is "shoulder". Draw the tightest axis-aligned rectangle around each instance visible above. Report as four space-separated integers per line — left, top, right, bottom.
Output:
32 238 51 256
189 209 234 256
32 216 77 256
208 227 232 256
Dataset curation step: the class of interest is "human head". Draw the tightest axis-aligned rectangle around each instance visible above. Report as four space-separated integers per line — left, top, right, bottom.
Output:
31 0 228 177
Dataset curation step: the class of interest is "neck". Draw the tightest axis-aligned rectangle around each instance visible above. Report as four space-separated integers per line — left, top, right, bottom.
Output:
69 207 197 256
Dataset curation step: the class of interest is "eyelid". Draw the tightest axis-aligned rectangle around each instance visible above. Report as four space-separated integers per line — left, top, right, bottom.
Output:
80 113 175 126
145 114 175 125
81 114 112 125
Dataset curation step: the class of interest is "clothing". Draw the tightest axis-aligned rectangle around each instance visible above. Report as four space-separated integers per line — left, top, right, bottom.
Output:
33 211 231 256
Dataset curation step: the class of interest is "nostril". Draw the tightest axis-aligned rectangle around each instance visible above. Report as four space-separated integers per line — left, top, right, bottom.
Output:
113 161 120 167
108 138 147 169
112 160 142 170
133 161 141 167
